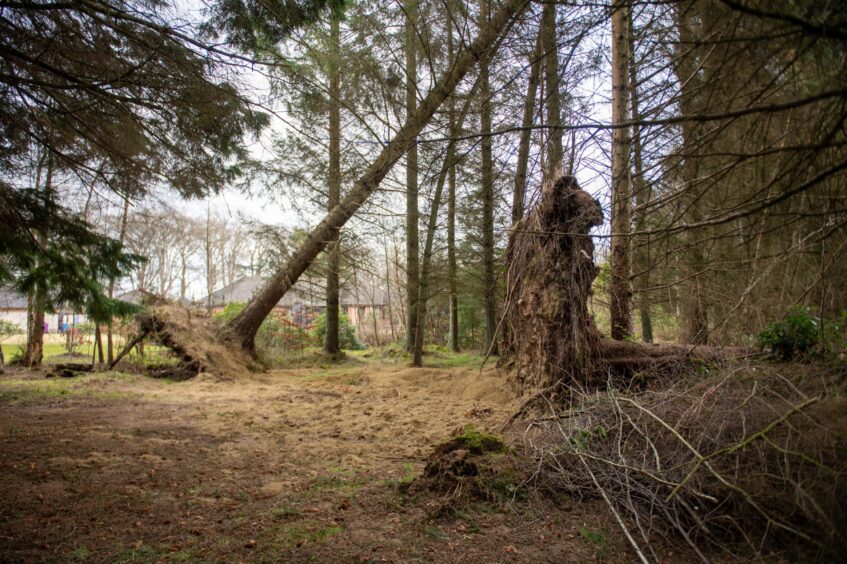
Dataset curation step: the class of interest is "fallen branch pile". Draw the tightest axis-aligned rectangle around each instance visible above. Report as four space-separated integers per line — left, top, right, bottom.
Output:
515 362 847 561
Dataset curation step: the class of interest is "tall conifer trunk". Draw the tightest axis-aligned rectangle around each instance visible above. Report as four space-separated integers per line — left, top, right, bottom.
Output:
107 196 130 364
609 0 633 340
675 1 709 344
479 0 498 355
447 13 460 353
542 1 563 173
629 10 653 342
404 0 420 352
324 14 342 356
25 151 52 368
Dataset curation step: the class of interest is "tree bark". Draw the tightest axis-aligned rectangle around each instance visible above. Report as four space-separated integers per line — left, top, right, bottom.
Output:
447 16 460 353
412 85 475 366
542 0 563 174
479 0 498 356
629 10 653 343
324 14 342 356
512 30 543 234
226 0 530 354
25 151 52 368
404 0 420 353
609 0 633 340
413 157 449 366
107 196 130 364
675 1 709 344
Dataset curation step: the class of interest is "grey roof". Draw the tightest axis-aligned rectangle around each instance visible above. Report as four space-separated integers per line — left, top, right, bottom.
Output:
0 286 85 312
0 286 27 309
114 289 194 307
201 276 390 308
115 289 154 305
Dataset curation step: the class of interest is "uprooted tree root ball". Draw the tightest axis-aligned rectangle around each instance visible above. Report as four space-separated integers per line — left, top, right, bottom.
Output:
511 361 847 561
502 175 605 392
114 303 257 380
501 174 747 403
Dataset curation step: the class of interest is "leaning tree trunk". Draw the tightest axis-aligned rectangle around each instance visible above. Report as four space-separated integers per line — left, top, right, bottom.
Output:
226 0 531 354
503 175 604 392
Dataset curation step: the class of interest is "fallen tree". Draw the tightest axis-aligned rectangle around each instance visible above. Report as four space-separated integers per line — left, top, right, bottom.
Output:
110 303 254 380
225 0 531 355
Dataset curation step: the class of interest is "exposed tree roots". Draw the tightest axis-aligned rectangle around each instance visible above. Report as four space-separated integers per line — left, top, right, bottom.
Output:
501 175 748 397
113 303 254 380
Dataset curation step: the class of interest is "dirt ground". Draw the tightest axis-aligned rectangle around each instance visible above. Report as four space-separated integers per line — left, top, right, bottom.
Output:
0 355 642 563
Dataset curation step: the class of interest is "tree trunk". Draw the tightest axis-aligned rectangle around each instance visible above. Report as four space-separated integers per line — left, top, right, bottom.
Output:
447 19 460 353
675 1 709 345
413 157 450 366
94 324 104 366
412 88 475 366
512 30 543 234
107 196 130 364
205 203 216 314
226 0 530 354
542 0 563 174
609 0 633 340
324 14 342 356
503 29 544 355
479 0 498 356
629 10 653 343
404 0 420 353
25 152 52 368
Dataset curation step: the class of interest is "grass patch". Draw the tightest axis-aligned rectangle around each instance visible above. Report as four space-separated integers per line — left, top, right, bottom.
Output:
71 546 93 561
113 544 159 563
308 473 368 496
579 526 609 558
1 343 172 364
269 504 303 521
425 350 484 369
424 526 450 541
0 372 142 404
275 523 343 548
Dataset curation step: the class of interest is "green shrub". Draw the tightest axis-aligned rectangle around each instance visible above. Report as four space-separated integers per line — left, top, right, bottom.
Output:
311 309 363 350
757 306 847 361
214 302 315 353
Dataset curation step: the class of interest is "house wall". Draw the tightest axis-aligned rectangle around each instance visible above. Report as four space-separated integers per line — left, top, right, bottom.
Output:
0 309 88 334
344 305 395 345
0 309 27 332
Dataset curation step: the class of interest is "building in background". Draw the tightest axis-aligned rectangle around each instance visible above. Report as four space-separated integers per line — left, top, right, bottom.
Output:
200 276 394 344
0 286 88 334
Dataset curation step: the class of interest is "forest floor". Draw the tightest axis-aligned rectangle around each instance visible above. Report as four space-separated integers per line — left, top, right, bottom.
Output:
0 351 641 563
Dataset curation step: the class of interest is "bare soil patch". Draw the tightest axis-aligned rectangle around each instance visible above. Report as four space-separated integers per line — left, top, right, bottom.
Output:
0 360 639 563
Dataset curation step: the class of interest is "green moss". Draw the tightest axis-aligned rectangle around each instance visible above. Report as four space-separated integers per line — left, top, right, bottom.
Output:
445 427 508 455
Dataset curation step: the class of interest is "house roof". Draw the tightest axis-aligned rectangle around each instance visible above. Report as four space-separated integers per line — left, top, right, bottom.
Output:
0 286 87 312
0 286 27 309
200 276 391 308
